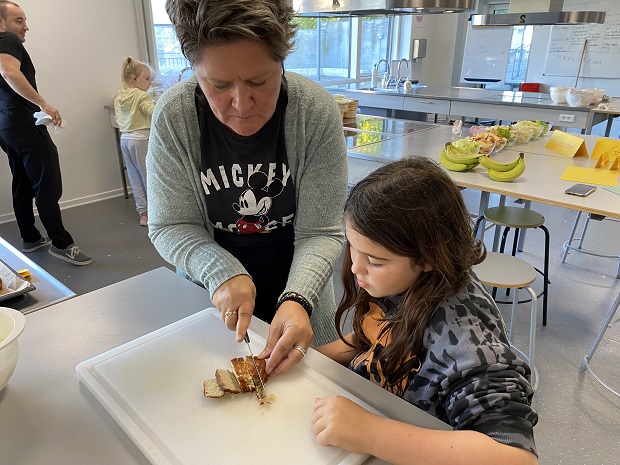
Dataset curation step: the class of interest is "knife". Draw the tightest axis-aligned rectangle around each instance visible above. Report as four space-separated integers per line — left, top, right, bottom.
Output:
243 332 267 401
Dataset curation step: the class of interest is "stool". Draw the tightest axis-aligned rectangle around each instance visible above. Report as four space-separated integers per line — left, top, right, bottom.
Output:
580 291 620 398
484 206 550 326
473 252 539 390
561 211 620 279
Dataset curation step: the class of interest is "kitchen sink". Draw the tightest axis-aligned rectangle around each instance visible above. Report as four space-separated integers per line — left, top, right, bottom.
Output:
358 84 426 94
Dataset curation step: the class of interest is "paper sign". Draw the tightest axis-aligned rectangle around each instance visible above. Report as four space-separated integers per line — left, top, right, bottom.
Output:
561 166 619 186
545 130 589 158
591 138 620 161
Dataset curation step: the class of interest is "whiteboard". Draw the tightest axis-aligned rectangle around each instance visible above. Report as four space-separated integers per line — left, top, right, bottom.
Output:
460 21 512 83
544 0 620 78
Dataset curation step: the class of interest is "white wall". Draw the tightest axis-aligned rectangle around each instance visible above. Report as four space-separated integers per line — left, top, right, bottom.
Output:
526 26 620 96
0 0 143 223
402 13 467 87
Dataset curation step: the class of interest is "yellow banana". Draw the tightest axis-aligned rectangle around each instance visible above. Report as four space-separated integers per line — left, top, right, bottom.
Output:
487 156 526 182
479 152 524 172
439 147 470 171
443 142 481 165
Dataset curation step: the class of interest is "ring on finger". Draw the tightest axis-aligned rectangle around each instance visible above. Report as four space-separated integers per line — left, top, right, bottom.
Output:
292 345 307 357
225 309 237 317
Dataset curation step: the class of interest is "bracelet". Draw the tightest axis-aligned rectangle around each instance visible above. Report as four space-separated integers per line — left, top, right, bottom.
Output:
277 291 313 318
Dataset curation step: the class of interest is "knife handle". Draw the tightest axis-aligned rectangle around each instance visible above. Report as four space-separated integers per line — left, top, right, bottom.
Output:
243 332 250 344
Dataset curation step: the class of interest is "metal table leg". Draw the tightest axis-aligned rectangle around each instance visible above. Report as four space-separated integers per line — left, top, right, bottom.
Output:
113 128 129 199
580 291 620 397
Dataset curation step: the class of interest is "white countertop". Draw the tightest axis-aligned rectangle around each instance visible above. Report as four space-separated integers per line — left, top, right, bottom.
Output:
0 267 447 465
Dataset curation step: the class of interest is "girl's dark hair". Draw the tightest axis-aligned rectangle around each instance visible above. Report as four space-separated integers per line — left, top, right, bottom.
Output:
165 0 296 65
337 157 485 396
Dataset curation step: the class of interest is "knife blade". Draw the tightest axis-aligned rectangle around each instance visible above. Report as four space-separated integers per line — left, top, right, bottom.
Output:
243 332 267 401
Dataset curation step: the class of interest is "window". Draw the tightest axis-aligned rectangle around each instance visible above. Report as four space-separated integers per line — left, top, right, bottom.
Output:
141 0 392 88
505 26 533 85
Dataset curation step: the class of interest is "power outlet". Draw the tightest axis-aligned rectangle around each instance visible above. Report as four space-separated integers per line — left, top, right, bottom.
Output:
559 114 575 123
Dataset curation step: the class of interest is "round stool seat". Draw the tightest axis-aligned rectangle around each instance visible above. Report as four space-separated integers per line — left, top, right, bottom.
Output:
473 252 537 288
484 206 545 229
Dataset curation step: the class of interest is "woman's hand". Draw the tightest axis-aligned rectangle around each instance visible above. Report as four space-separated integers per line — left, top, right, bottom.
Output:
259 300 313 376
312 395 376 454
211 275 256 342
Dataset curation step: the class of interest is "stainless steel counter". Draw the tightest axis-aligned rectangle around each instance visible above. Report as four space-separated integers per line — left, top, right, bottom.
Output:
332 83 618 134
0 267 447 465
0 236 75 313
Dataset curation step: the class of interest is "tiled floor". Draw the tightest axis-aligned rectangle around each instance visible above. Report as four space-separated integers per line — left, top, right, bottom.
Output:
0 189 618 464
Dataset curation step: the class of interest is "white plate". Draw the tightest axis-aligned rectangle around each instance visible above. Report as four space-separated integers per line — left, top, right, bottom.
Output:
77 308 379 465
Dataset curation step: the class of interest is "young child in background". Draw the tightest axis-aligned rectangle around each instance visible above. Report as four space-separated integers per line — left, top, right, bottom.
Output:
313 158 538 465
114 57 155 226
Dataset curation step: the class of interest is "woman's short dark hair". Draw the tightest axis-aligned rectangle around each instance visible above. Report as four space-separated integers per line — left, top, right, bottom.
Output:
165 0 296 65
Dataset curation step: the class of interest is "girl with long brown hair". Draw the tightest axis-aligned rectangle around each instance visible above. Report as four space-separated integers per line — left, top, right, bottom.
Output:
313 157 538 465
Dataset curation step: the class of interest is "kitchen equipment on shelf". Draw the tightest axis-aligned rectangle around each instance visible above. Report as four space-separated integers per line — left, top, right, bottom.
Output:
582 88 605 103
0 307 26 391
549 86 570 104
566 88 595 107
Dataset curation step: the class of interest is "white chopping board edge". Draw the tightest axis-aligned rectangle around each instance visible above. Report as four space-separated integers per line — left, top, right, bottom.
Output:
77 307 381 465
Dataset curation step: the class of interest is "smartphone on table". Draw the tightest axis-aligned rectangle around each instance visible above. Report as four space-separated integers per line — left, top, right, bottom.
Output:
564 184 597 197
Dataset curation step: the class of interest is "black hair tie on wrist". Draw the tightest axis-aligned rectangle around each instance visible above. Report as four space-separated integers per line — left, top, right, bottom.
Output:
277 291 313 317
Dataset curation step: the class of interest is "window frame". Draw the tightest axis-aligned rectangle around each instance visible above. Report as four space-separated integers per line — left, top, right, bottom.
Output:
135 0 395 87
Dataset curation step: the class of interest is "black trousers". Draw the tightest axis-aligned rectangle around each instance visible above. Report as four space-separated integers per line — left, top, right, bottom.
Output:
0 124 73 248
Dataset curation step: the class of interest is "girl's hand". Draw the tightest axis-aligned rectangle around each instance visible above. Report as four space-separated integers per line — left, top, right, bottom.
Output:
312 395 376 454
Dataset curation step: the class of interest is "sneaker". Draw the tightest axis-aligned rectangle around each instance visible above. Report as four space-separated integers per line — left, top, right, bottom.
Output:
22 235 52 252
139 212 148 227
49 244 93 266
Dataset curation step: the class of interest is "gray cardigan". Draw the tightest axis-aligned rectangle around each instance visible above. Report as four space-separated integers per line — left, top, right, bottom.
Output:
146 72 348 345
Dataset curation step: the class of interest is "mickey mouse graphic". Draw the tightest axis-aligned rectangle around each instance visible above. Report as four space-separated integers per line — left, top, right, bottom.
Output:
233 171 284 234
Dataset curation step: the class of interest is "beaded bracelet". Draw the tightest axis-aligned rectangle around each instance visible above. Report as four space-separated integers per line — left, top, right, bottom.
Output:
277 291 313 318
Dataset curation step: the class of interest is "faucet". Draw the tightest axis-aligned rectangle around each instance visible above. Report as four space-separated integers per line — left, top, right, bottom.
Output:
397 58 409 87
178 66 193 82
376 59 390 75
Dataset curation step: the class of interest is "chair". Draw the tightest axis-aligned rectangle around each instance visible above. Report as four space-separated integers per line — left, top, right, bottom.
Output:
473 252 539 390
483 206 551 325
561 211 620 279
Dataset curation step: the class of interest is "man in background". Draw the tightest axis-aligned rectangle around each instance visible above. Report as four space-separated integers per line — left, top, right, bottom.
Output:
0 1 91 265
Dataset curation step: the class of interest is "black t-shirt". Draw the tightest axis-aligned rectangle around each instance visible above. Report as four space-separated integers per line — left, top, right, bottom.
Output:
0 32 38 129
195 82 296 247
195 82 297 320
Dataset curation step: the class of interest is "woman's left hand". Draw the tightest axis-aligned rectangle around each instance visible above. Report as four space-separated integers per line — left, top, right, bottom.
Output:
258 300 313 376
312 395 375 454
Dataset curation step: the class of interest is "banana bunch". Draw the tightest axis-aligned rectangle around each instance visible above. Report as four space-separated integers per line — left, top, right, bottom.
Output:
439 142 482 172
479 152 526 182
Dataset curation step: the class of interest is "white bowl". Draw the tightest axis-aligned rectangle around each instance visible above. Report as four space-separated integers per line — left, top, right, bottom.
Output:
0 307 26 391
582 88 605 102
549 86 570 104
566 88 595 107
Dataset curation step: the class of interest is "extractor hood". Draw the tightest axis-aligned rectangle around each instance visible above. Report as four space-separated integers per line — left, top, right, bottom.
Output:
289 0 476 17
471 0 605 27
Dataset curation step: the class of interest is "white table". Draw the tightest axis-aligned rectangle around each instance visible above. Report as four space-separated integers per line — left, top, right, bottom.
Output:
0 267 447 465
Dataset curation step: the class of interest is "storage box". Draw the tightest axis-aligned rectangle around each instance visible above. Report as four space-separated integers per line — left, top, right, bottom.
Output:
519 82 540 92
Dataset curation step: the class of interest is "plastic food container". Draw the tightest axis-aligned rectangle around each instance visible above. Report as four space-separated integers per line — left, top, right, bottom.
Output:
566 88 595 107
582 88 605 103
549 86 570 104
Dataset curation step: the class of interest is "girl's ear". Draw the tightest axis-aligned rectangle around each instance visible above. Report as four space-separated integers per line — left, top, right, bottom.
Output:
422 263 433 272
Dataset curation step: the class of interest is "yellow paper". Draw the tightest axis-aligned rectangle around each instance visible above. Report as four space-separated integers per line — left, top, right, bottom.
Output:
545 130 589 158
561 166 619 186
591 137 620 160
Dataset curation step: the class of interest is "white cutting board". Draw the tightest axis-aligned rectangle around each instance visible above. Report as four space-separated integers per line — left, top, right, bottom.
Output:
77 308 378 465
